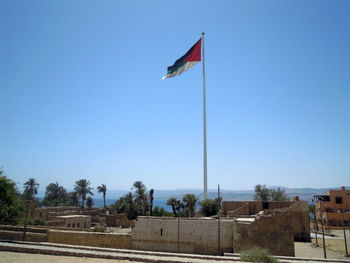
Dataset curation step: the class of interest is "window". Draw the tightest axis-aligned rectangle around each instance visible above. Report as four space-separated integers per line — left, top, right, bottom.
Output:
84 222 87 228
262 202 269 209
77 223 80 228
335 197 343 204
72 223 75 228
67 224 71 227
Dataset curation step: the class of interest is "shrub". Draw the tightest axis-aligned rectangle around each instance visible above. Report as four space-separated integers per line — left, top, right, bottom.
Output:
92 226 106 232
240 247 278 263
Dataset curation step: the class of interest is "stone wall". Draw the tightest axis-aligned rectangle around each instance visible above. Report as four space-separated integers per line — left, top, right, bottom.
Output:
132 217 234 255
222 201 294 216
0 225 48 233
104 214 134 228
0 230 48 242
48 230 132 249
227 203 250 216
223 201 310 242
233 211 295 256
265 201 311 242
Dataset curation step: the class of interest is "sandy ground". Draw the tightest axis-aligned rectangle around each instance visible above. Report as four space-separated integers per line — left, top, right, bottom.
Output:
295 242 348 260
0 251 134 263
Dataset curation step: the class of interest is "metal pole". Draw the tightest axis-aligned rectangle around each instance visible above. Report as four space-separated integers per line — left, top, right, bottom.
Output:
22 201 29 241
320 207 327 259
218 184 221 255
314 220 319 247
201 32 208 200
341 210 349 257
312 199 318 247
178 217 180 253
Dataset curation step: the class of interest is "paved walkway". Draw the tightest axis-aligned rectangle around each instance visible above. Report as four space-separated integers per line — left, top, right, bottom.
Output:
1 240 350 263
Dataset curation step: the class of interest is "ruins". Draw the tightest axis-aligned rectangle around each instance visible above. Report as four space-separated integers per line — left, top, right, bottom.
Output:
0 197 311 257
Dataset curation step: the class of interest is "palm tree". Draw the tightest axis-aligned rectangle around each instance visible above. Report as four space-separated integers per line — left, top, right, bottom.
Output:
183 194 198 217
74 179 93 209
149 189 154 216
23 178 39 200
132 181 148 215
97 184 107 208
167 197 178 217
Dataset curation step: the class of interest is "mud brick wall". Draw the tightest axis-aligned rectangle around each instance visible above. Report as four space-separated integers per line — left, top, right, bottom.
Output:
132 217 234 255
48 230 132 249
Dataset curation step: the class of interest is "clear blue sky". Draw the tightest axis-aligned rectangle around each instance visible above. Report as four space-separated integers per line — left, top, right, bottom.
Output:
1 0 349 192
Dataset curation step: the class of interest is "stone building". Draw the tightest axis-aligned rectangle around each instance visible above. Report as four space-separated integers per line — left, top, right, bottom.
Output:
314 186 350 228
54 215 91 228
132 201 309 257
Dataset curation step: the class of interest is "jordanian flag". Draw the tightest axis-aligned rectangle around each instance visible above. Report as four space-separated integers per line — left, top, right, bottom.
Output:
162 38 202 80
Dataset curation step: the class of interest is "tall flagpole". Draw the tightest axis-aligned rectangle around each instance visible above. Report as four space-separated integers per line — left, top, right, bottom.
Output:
202 32 208 200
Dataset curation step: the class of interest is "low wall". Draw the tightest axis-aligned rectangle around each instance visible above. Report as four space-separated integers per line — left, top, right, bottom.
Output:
48 230 132 249
0 225 48 234
132 217 234 255
0 230 48 242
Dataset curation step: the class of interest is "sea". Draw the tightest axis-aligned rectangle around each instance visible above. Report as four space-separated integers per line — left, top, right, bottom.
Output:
96 198 172 212
38 198 172 212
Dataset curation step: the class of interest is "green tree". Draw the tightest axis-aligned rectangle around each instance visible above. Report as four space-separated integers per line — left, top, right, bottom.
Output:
22 178 39 200
270 187 288 201
42 182 67 206
0 172 23 224
199 198 220 217
66 191 80 206
97 184 107 208
182 194 198 217
86 196 94 208
74 179 93 209
149 189 154 216
153 206 173 217
254 184 271 201
132 181 149 216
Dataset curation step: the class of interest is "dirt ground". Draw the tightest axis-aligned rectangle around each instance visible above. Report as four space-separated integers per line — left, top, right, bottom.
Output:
0 251 133 263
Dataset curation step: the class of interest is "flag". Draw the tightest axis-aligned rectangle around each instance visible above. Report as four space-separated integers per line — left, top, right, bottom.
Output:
162 38 202 80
